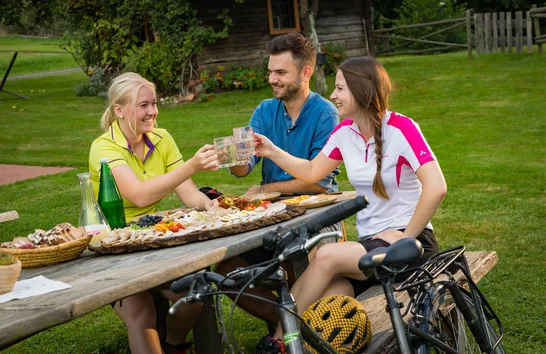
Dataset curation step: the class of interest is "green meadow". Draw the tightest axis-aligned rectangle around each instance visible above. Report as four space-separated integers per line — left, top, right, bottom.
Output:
0 39 545 353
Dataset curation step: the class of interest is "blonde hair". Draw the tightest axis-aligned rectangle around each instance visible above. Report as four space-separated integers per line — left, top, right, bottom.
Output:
100 72 157 135
339 57 393 200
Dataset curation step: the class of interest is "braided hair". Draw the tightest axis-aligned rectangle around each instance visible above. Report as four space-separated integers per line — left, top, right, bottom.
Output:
339 57 393 199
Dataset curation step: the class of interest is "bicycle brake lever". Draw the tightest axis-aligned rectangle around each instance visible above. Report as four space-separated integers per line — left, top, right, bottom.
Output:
169 296 189 314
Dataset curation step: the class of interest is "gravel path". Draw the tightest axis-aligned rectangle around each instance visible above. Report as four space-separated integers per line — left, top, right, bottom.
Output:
9 68 83 80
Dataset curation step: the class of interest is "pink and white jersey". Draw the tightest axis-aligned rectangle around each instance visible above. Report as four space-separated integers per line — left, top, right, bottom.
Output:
322 111 436 238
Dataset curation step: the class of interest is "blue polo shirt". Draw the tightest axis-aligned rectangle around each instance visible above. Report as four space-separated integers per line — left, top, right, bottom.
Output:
245 91 340 191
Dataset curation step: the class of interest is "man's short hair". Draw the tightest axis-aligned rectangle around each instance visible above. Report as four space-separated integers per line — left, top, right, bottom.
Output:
266 33 316 71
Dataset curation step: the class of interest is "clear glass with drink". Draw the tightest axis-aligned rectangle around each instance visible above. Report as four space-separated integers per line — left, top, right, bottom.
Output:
233 126 256 165
214 136 238 168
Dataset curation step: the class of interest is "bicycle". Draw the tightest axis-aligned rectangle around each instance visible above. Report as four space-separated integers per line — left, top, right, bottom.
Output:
358 239 505 354
169 196 504 354
170 196 369 354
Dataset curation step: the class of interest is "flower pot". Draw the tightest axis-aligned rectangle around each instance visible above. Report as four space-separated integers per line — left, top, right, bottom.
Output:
316 52 327 66
0 259 22 295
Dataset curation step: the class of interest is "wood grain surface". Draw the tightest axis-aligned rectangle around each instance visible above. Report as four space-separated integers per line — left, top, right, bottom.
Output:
0 203 336 349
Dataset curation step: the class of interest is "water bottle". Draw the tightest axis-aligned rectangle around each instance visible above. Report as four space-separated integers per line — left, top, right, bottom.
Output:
77 172 111 246
98 158 126 229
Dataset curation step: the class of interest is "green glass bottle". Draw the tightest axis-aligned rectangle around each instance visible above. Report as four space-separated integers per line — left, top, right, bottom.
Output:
98 157 126 229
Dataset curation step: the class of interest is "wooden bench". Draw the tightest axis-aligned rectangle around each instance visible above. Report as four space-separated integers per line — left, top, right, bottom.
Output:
0 211 19 223
358 251 498 354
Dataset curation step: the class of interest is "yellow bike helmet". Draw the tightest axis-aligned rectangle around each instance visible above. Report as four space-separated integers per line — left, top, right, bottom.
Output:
302 294 372 354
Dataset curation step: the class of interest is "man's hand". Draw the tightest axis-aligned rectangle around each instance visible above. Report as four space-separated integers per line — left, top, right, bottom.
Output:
243 185 262 198
371 229 404 245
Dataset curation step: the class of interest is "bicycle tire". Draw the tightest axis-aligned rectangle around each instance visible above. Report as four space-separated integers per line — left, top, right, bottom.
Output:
414 284 505 354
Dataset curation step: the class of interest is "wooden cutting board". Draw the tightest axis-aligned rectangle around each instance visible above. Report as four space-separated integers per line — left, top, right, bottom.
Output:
332 191 358 202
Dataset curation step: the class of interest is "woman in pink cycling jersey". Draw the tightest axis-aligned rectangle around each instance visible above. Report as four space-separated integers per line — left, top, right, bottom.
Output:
253 56 447 351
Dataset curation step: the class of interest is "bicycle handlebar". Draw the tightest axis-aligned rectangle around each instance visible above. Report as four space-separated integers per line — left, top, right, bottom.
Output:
170 196 369 311
305 195 368 234
171 271 236 294
171 230 344 295
263 196 368 253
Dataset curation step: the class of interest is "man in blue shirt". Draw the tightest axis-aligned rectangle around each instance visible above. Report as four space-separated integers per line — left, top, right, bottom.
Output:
229 33 339 195
216 33 339 353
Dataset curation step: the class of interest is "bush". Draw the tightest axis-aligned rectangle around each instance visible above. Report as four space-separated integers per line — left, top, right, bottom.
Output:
60 0 232 96
123 42 181 96
200 67 269 94
321 42 346 75
75 68 110 98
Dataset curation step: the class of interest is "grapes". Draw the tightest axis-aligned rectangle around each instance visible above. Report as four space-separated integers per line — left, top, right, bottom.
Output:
137 215 164 228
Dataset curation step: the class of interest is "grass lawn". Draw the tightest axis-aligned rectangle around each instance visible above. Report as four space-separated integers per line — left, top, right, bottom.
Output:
0 36 79 76
1 51 545 353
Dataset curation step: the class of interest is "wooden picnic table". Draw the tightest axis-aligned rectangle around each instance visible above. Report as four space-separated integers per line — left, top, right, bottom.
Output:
0 202 341 350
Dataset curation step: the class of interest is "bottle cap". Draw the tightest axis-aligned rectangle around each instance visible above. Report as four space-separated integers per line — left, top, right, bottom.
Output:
100 157 109 164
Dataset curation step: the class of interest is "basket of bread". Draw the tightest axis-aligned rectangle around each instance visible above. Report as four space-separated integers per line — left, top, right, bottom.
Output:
0 223 91 268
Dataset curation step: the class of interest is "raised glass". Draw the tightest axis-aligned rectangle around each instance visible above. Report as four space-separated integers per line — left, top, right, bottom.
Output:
214 136 238 168
232 126 256 165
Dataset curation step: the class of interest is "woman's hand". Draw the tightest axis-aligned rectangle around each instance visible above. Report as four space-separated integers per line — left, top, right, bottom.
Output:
203 198 219 210
371 229 404 245
253 132 277 158
189 144 219 172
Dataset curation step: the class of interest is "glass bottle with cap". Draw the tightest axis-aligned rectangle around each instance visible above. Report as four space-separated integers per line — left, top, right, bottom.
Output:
77 172 111 247
98 157 126 229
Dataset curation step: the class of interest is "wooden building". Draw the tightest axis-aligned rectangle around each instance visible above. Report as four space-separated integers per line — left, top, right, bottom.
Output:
194 0 372 70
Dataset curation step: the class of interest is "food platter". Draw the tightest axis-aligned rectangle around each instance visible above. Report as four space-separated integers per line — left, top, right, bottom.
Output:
281 194 339 209
89 201 306 254
247 192 282 202
131 207 186 223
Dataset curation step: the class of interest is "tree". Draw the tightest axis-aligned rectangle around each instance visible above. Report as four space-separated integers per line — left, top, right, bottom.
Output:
63 0 231 95
0 0 67 35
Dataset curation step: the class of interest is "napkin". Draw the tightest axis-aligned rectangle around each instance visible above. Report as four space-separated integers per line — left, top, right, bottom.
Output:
0 275 71 304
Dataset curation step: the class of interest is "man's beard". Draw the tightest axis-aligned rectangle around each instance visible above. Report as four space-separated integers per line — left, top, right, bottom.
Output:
273 77 302 101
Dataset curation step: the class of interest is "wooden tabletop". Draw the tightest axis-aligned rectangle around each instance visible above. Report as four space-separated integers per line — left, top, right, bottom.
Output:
0 202 345 349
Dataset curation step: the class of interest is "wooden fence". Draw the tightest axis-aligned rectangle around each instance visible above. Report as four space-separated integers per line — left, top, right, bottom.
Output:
374 18 467 57
373 5 545 58
471 5 545 56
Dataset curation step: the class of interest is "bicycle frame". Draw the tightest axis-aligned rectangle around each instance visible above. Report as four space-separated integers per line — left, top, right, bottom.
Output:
270 267 339 354
376 252 503 354
380 276 460 354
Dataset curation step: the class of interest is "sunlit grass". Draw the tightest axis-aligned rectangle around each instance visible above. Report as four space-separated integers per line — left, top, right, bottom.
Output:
1 50 545 353
0 36 78 76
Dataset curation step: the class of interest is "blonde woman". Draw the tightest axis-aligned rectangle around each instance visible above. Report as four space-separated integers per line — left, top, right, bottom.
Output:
89 72 218 354
252 57 447 353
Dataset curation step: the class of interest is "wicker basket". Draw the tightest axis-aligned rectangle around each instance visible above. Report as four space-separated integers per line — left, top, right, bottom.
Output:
2 234 92 269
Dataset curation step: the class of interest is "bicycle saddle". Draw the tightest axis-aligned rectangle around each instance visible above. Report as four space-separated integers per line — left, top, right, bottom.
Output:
358 238 423 271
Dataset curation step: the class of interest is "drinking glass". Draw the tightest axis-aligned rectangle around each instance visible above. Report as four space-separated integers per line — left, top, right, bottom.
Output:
214 136 237 168
233 126 256 165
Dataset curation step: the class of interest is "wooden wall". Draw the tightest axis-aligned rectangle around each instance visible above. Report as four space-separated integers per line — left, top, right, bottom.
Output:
193 0 272 70
315 0 368 58
193 0 367 71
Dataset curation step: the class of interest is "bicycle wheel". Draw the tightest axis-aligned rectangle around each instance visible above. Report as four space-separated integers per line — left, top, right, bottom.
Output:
415 284 504 354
